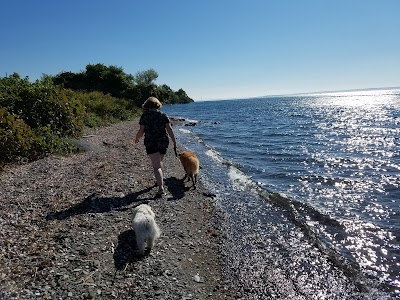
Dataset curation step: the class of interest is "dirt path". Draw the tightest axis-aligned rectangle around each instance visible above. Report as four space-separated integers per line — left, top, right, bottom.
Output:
0 121 236 300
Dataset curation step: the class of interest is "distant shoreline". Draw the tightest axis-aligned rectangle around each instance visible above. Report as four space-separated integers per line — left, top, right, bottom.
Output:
196 86 400 102
282 86 400 97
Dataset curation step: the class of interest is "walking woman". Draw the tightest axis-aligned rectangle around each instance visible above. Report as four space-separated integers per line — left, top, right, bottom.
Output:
134 97 177 195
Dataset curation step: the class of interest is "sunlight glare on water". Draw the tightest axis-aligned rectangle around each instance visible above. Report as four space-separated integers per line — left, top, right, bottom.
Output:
164 89 400 295
310 89 400 107
297 89 400 292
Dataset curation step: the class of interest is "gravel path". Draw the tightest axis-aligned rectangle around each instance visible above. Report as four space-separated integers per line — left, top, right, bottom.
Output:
0 121 237 300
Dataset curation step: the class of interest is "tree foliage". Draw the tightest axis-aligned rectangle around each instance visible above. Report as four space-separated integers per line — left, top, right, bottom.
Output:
53 63 193 106
135 69 158 85
1 73 83 137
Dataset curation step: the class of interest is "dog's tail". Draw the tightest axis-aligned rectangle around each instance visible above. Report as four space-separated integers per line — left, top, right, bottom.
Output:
145 216 161 239
152 220 161 239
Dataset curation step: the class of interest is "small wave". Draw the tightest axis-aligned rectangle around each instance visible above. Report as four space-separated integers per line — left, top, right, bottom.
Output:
178 128 191 134
228 166 255 191
184 118 198 124
170 116 198 123
205 148 224 163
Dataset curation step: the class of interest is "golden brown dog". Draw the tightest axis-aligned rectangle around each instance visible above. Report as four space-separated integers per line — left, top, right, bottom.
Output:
179 151 200 188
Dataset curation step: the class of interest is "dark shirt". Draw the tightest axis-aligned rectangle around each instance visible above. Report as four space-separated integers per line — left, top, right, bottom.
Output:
139 109 170 149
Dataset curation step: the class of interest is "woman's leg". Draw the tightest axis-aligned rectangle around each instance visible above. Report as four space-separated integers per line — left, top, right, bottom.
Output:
148 152 164 192
160 154 165 177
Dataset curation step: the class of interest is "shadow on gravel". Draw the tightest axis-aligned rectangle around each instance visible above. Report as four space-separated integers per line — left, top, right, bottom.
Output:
165 176 191 200
45 187 153 221
113 229 143 270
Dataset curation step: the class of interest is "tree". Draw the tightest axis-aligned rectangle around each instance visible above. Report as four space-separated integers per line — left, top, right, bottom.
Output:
135 69 158 85
53 71 87 90
158 84 175 104
39 74 55 85
176 88 189 99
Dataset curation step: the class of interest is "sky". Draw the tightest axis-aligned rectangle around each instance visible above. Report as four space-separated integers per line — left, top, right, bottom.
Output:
1 0 399 101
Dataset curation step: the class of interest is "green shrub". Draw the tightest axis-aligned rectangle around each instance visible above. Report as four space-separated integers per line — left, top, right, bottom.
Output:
0 108 77 163
0 108 40 161
0 73 140 168
33 125 77 155
75 91 139 127
0 74 84 137
18 84 84 137
83 112 105 127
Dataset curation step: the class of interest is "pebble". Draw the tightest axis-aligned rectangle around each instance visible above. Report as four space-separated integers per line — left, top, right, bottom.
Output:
155 289 163 295
193 274 202 283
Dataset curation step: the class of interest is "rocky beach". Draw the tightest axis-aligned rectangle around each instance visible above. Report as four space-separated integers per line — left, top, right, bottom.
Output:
0 121 237 300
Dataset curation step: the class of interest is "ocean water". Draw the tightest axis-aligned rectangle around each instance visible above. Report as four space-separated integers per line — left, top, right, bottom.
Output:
163 88 400 299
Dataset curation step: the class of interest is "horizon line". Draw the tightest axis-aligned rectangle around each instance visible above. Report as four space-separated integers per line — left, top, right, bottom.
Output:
195 86 400 102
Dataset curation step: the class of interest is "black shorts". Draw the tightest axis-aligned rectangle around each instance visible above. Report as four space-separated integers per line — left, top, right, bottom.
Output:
146 147 167 155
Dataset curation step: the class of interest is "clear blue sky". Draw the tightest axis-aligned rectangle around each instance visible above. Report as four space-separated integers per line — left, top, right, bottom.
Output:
1 0 399 101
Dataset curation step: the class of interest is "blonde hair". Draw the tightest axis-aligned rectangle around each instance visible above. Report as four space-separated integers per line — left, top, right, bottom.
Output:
142 97 162 109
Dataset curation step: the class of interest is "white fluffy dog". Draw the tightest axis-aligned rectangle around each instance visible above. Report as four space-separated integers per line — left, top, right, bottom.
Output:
132 204 161 255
